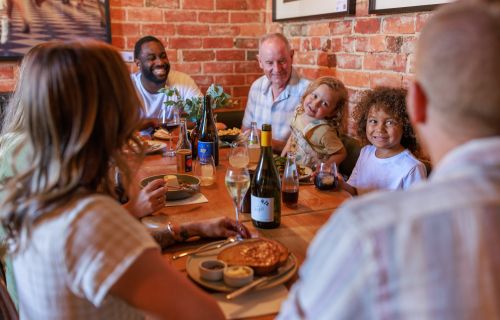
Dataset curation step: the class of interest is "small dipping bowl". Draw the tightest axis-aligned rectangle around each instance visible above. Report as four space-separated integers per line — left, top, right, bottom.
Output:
199 260 226 282
223 265 254 287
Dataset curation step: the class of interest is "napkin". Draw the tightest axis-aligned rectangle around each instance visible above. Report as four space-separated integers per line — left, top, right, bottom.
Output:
213 285 288 319
164 193 208 207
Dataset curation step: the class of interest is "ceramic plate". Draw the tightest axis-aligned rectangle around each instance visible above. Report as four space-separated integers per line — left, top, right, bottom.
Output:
140 174 200 201
186 239 297 292
143 141 166 154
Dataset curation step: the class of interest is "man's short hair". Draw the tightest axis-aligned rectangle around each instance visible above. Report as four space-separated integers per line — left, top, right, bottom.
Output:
134 35 163 60
416 1 500 136
259 33 292 53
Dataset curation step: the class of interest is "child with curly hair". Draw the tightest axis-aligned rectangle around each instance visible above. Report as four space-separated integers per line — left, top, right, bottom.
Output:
340 87 426 196
281 76 348 168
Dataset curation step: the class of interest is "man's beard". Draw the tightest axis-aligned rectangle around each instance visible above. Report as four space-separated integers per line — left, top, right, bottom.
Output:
142 63 170 85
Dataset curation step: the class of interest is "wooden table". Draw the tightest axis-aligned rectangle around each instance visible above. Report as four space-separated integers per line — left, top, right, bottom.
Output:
136 147 351 318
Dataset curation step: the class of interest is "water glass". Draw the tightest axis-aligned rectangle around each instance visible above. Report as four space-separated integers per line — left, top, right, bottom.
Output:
228 141 249 169
193 155 216 186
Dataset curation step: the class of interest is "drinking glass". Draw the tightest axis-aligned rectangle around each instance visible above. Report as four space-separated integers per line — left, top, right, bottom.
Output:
282 152 299 206
193 155 216 186
157 103 180 157
314 161 338 191
225 167 250 237
228 141 249 169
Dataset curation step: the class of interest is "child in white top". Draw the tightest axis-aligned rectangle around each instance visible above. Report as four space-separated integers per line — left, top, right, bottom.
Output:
341 87 426 195
281 76 347 168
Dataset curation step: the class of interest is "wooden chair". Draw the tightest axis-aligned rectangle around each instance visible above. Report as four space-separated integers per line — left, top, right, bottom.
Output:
0 264 18 320
339 134 361 178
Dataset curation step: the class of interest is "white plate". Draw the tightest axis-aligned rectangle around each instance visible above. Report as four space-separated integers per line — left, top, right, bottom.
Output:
144 141 166 154
186 240 297 292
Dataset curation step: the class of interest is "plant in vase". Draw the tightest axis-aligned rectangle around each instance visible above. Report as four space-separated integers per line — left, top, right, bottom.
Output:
159 84 237 158
159 84 235 123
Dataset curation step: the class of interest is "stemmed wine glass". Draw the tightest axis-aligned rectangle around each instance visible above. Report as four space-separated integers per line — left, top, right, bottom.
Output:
228 140 249 169
224 167 250 238
157 102 180 157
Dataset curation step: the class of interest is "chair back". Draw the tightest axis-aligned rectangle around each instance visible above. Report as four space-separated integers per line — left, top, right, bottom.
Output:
0 267 18 320
339 134 361 178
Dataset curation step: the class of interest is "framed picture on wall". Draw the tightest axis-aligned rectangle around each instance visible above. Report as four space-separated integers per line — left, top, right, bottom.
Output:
0 0 111 60
273 0 355 22
369 0 454 14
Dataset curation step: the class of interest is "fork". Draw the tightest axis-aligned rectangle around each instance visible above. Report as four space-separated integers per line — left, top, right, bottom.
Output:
171 236 237 260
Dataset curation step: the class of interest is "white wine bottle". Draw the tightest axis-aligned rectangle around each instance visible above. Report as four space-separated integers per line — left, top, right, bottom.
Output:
197 95 219 165
251 124 281 228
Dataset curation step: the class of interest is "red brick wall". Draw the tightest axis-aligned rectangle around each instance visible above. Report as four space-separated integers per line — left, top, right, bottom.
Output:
0 0 433 111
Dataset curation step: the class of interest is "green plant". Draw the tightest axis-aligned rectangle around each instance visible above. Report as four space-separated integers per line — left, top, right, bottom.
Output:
159 84 236 122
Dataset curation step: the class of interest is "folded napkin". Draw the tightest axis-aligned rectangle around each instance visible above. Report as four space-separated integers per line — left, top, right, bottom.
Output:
213 285 288 319
164 193 208 207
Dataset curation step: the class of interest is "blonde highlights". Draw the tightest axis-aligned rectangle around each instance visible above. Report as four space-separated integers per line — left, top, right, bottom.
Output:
1 40 143 251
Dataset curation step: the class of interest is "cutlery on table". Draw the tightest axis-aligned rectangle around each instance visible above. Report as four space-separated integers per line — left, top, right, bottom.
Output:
225 260 295 300
171 236 237 260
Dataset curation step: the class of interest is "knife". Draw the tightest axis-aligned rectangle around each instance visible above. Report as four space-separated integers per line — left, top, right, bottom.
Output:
225 260 295 300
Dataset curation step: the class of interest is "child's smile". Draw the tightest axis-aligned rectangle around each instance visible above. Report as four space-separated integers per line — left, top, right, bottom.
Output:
366 105 405 158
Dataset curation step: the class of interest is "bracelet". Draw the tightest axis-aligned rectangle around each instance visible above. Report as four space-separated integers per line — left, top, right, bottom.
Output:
166 222 190 242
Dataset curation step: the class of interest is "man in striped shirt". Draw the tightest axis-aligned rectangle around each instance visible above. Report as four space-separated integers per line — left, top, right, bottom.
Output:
278 2 500 319
242 33 309 153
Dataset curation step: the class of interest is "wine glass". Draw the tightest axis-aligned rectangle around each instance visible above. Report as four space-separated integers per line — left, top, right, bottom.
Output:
228 140 249 169
157 102 180 157
314 161 338 191
224 167 250 238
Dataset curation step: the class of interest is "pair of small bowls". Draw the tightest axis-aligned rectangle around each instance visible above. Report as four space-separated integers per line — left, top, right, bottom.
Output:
199 260 253 287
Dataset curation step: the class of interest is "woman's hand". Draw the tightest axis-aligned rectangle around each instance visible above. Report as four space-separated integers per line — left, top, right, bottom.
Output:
124 179 166 218
186 217 251 240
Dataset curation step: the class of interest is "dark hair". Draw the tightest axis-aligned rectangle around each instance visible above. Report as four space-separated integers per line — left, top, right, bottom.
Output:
134 35 163 60
353 87 420 154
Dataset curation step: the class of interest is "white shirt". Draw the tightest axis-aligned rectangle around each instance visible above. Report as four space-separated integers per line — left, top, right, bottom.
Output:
131 70 202 118
347 144 427 194
242 69 309 142
13 195 158 319
278 137 500 320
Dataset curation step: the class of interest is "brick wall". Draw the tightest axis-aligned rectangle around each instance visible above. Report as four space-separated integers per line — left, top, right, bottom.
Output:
0 0 433 112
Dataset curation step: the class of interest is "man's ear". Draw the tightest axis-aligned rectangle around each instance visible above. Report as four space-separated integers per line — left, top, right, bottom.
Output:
134 59 140 68
407 80 427 124
256 54 263 68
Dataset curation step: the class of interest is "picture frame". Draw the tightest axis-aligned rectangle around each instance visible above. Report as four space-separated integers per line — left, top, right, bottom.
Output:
0 0 111 61
369 0 453 14
273 0 355 22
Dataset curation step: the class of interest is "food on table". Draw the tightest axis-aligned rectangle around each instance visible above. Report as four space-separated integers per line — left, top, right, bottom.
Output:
223 265 254 287
217 238 289 276
216 122 227 130
154 128 171 140
164 175 179 188
199 260 226 282
273 155 307 177
217 127 241 137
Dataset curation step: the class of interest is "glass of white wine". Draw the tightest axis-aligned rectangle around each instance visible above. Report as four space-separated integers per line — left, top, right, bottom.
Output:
228 141 249 169
224 167 250 236
193 155 216 186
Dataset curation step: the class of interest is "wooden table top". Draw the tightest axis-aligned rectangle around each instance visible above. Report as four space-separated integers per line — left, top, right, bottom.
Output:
136 147 351 319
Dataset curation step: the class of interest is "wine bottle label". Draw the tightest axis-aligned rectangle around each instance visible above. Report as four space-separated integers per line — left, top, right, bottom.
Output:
198 141 213 161
250 195 274 222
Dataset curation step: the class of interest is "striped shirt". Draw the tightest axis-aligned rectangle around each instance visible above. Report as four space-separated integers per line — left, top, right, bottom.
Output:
242 69 309 142
278 137 500 320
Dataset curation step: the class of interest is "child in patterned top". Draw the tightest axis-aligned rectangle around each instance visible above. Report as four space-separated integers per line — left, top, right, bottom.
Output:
281 76 348 168
340 87 427 196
